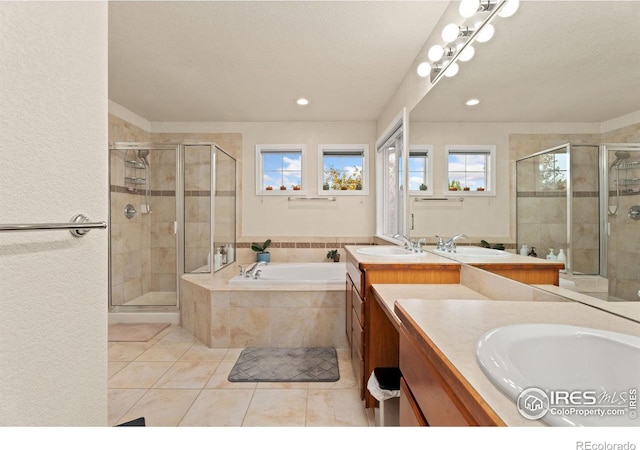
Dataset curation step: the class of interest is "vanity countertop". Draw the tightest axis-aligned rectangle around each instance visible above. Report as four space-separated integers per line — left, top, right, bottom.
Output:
392 296 640 426
423 245 566 267
344 245 460 267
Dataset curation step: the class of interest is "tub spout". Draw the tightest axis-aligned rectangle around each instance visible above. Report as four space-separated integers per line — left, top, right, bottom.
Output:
246 261 267 278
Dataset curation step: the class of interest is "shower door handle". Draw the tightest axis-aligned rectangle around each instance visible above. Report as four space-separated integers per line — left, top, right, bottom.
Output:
628 205 640 221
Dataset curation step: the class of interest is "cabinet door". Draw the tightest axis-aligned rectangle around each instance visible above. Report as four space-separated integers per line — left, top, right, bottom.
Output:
345 278 353 345
400 377 428 426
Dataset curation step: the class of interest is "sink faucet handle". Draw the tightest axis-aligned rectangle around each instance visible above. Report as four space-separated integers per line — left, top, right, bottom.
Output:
435 235 445 250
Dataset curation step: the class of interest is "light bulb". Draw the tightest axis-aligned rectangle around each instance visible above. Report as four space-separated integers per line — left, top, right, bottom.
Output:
295 98 309 106
442 23 461 43
476 23 494 43
444 62 459 78
428 45 444 62
417 62 431 78
459 0 480 18
465 98 480 106
457 43 475 62
498 0 519 18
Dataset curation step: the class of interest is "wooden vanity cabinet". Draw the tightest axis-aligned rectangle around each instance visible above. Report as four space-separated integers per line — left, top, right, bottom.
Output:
345 251 461 408
397 313 505 426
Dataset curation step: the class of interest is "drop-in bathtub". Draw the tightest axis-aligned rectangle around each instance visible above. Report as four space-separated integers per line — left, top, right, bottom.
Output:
228 262 346 286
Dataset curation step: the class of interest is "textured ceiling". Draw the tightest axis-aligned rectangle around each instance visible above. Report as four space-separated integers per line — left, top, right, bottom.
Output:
108 1 448 122
410 1 640 123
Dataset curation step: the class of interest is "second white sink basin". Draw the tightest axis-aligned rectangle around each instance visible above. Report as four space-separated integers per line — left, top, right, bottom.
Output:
355 245 414 257
476 323 640 426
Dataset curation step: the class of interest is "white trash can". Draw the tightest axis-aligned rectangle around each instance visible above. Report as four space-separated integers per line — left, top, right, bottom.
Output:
367 367 401 426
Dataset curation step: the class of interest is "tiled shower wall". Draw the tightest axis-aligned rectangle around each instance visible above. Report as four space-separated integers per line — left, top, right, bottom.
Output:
109 115 243 304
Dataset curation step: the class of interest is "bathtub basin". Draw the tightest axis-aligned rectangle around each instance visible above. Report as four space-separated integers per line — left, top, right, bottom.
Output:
433 246 510 258
355 245 414 257
228 262 346 286
476 323 640 426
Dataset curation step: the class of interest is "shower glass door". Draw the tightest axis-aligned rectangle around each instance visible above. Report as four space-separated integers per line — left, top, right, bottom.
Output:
603 144 640 301
109 143 179 309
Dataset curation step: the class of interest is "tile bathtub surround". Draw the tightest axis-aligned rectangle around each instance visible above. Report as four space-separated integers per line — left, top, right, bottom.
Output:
108 324 371 427
180 276 348 349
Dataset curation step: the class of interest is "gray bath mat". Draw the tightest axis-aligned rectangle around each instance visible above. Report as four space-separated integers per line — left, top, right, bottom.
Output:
228 347 340 382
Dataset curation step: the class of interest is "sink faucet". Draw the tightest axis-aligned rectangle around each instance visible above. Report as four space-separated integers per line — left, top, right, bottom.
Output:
393 234 424 253
444 234 468 252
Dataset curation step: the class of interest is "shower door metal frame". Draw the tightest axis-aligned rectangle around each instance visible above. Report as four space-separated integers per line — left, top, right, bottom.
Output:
108 142 183 312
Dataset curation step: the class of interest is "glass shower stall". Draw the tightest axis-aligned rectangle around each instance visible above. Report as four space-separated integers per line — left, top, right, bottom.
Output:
516 143 640 302
108 142 236 315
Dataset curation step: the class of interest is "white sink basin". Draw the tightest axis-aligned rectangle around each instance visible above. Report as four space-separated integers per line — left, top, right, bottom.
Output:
355 245 414 257
476 324 640 426
433 246 510 258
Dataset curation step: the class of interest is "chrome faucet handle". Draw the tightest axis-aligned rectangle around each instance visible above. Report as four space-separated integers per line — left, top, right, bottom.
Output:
238 265 247 277
435 236 445 250
253 270 262 279
416 238 426 252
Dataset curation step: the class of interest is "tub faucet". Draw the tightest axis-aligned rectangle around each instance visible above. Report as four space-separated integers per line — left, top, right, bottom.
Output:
245 261 267 278
444 234 468 252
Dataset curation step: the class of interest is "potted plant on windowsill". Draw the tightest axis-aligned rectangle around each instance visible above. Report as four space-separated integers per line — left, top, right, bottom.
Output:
280 185 287 190
292 184 301 191
448 180 462 191
327 249 340 262
251 239 272 263
419 183 428 191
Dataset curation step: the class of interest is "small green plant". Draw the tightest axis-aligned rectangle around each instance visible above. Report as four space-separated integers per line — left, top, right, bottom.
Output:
480 240 505 250
448 179 462 190
251 239 272 253
327 249 340 262
419 183 428 191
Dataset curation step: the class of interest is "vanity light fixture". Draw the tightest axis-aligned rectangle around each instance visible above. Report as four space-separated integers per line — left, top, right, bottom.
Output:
295 98 309 106
475 23 495 43
466 98 480 106
416 0 518 83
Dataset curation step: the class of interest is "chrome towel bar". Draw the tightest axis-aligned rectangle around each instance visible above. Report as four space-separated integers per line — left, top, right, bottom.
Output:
287 196 336 202
413 197 464 202
0 214 107 238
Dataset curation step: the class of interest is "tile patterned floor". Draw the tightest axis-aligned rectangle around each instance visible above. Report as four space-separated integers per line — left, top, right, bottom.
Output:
108 325 373 427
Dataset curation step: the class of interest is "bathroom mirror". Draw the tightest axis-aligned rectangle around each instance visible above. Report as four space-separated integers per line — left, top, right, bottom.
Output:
408 2 640 316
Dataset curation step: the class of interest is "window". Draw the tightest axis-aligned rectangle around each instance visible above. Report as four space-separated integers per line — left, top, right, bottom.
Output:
538 151 567 191
408 145 433 194
445 145 496 195
375 112 406 238
255 144 306 195
318 144 369 195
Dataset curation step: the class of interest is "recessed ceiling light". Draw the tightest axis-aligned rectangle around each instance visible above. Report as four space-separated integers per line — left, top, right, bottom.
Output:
466 98 480 106
295 98 309 106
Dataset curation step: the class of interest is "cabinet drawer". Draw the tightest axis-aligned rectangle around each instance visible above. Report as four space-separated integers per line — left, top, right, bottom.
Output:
352 287 364 326
352 308 364 354
400 377 428 426
399 328 475 426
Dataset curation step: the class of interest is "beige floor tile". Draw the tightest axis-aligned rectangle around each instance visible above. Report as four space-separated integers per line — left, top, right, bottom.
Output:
179 389 254 426
222 347 244 361
312 359 358 390
108 361 129 379
118 388 200 427
153 361 220 389
242 388 308 426
108 341 155 362
306 389 368 426
256 381 310 389
107 388 147 426
179 343 229 361
159 326 199 343
204 361 257 389
135 341 193 362
108 361 174 388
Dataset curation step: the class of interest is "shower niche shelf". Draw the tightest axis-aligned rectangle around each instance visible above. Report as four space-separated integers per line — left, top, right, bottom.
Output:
125 160 146 169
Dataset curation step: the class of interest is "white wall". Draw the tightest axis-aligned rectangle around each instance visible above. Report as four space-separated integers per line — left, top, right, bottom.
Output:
152 121 377 239
0 1 108 425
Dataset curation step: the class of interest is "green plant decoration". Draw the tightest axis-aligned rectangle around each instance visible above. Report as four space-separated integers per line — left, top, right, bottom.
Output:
251 239 272 253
